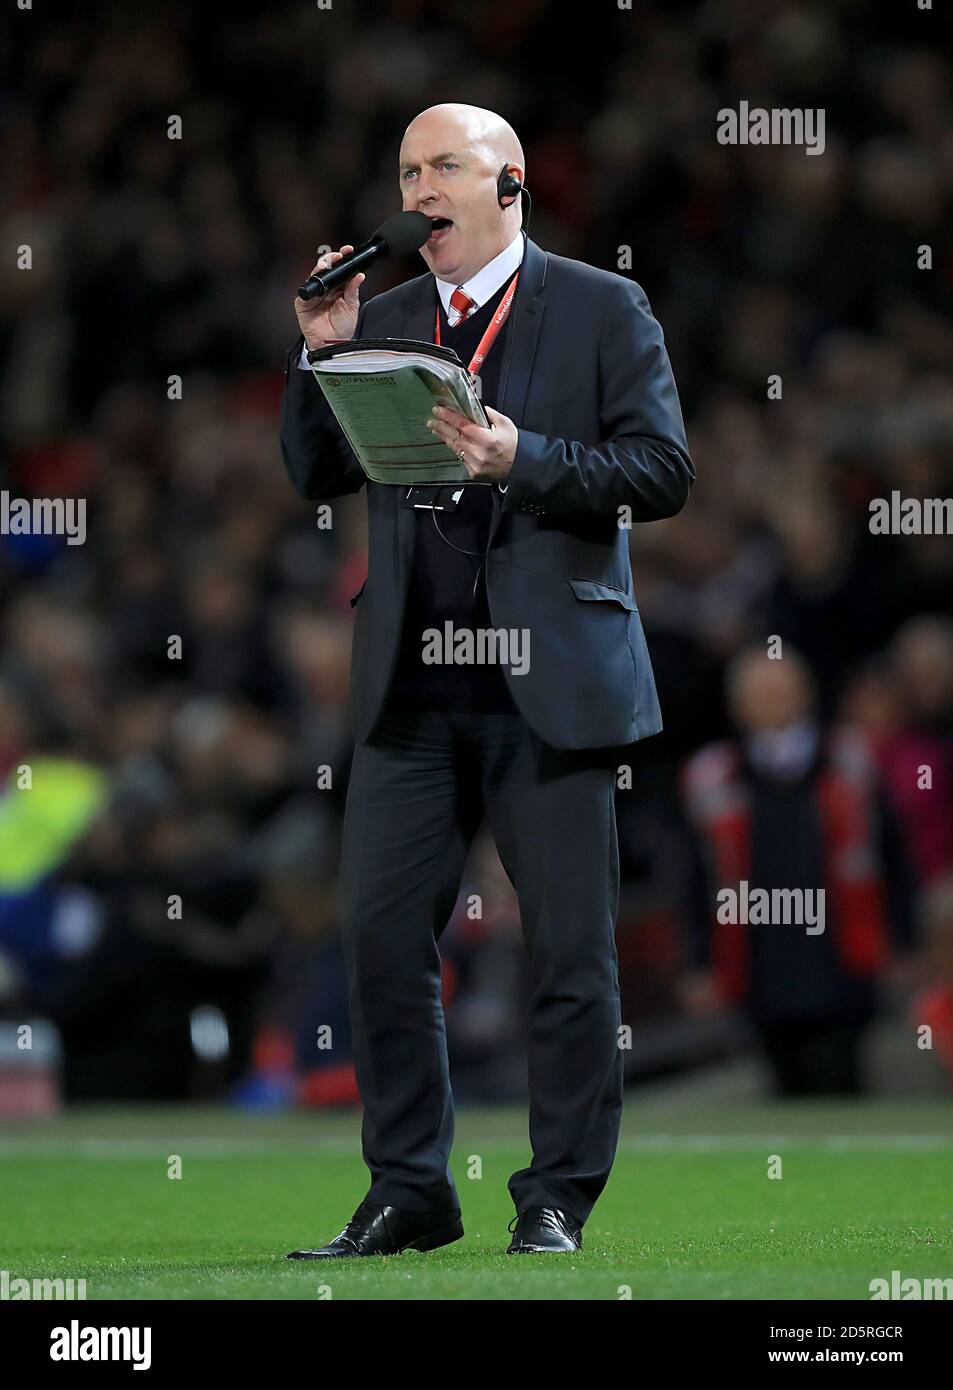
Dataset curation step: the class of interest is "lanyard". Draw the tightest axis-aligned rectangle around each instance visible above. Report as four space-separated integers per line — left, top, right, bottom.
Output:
434 270 520 374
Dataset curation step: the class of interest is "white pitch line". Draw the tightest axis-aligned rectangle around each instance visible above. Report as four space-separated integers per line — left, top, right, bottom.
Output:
617 1135 953 1152
0 1138 359 1158
0 1134 951 1159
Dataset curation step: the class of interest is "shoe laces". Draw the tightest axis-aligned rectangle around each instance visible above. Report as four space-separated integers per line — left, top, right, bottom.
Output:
509 1206 566 1235
537 1207 566 1233
335 1198 380 1249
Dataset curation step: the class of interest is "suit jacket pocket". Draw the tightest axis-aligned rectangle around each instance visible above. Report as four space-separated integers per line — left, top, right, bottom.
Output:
567 577 638 612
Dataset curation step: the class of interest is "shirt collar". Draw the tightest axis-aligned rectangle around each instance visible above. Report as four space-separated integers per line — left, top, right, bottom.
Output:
435 229 524 316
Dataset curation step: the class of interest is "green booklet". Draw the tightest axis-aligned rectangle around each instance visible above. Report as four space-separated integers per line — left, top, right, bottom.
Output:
308 338 492 485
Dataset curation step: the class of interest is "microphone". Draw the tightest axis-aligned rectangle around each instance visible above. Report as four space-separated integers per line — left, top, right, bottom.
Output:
297 211 432 300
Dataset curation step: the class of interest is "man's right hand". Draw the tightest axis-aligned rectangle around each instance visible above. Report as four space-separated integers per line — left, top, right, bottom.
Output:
294 245 366 352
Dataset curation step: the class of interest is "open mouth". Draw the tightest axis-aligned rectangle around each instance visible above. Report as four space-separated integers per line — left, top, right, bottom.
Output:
427 217 453 241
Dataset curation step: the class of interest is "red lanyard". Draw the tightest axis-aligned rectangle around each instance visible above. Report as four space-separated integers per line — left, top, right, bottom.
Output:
434 270 520 374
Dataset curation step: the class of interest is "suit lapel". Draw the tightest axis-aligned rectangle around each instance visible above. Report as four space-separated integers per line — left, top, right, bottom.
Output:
490 234 547 542
399 271 439 346
497 233 547 429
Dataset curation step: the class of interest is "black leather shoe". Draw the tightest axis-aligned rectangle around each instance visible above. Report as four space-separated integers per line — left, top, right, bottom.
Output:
506 1205 582 1253
286 1198 464 1259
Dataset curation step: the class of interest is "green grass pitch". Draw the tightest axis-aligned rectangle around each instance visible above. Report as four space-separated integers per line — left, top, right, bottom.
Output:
2 1100 952 1299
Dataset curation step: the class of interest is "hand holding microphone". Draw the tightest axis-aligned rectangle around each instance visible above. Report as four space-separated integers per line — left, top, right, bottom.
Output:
294 245 365 351
293 211 432 352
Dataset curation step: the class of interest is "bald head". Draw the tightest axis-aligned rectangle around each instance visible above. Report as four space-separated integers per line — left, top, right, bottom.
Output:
398 103 526 283
402 104 524 172
726 647 816 733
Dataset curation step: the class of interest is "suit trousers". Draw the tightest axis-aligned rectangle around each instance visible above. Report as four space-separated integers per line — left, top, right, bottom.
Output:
338 698 626 1227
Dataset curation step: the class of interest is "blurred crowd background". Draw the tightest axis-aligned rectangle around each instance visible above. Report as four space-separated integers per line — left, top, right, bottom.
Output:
2 0 953 1111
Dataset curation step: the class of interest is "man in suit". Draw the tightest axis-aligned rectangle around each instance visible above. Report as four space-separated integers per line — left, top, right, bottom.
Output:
282 103 694 1258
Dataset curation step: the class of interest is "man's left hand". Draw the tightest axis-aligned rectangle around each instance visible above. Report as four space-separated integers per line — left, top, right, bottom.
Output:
426 404 517 482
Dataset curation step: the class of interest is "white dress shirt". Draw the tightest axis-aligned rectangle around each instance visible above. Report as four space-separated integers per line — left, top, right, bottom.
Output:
298 229 524 491
432 227 524 321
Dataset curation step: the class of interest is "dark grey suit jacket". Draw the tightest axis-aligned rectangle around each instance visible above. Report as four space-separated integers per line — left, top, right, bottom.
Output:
280 231 694 750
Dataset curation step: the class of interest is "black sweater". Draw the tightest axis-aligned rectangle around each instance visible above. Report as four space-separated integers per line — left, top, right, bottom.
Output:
387 275 518 714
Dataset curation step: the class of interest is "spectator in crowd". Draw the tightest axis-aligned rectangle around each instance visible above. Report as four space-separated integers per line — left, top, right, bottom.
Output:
911 873 953 1089
680 647 916 1096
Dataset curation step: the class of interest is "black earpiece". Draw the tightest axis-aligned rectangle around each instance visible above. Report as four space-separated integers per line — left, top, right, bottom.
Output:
497 164 531 232
497 165 523 208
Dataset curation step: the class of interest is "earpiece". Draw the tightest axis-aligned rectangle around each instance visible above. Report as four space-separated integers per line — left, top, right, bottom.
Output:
497 163 531 232
497 165 523 208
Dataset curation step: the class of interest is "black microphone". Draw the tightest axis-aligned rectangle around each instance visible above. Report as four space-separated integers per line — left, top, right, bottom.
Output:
297 211 432 300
